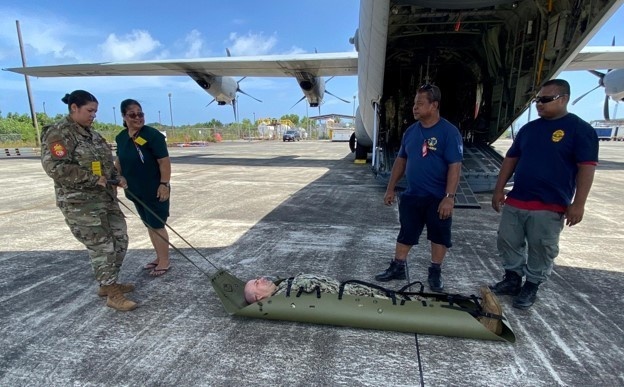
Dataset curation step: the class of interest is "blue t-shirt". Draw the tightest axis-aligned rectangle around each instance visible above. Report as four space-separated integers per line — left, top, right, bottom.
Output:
398 118 463 197
507 113 599 206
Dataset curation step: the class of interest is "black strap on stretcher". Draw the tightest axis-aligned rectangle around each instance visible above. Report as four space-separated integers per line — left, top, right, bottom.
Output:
281 278 399 305
338 280 398 305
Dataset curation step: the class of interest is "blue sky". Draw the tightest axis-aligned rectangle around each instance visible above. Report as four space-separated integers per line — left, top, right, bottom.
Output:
0 1 622 127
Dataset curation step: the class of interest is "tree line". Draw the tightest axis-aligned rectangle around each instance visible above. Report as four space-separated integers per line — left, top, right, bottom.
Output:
0 111 311 146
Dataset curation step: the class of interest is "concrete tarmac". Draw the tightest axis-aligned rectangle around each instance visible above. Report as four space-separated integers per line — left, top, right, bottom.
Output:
1 139 622 386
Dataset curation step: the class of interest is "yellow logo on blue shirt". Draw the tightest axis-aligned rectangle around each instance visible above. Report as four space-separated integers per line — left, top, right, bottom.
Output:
552 130 564 142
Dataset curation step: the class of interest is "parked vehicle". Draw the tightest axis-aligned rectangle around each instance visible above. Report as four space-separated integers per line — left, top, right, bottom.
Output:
283 130 301 142
591 120 622 141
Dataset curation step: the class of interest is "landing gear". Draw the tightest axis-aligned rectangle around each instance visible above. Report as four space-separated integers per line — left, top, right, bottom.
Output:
349 132 357 153
355 144 368 162
349 132 369 163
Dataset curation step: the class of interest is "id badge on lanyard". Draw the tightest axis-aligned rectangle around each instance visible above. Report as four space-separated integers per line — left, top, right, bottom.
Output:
133 135 147 164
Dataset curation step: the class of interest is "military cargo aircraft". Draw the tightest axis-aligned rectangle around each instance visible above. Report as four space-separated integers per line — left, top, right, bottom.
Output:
5 0 624 202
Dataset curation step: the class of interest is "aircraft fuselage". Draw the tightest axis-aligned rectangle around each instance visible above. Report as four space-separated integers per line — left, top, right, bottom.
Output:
354 0 624 175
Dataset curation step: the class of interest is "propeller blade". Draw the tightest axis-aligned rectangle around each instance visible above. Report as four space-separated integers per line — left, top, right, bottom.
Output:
326 76 335 84
604 94 610 121
325 90 351 104
589 70 606 80
237 88 262 103
226 48 232 57
572 85 602 105
290 95 307 110
232 98 237 122
237 76 247 83
206 98 216 107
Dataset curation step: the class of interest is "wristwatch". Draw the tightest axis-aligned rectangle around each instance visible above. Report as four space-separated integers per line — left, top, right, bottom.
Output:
160 182 170 188
444 193 455 199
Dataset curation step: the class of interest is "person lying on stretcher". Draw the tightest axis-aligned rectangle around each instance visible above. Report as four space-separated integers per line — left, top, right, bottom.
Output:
244 273 503 335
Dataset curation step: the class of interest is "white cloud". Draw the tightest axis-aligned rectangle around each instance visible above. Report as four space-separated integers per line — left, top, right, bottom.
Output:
284 46 307 55
184 29 204 59
0 8 94 62
98 30 161 61
226 32 277 56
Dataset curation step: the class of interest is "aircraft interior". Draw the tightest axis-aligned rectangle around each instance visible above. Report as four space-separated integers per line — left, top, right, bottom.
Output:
369 0 622 200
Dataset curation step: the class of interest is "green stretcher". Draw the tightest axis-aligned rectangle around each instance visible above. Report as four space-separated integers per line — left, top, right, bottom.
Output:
210 269 516 343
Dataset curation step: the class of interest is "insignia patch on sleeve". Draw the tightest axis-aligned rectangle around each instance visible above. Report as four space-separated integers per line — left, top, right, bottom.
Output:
50 142 68 158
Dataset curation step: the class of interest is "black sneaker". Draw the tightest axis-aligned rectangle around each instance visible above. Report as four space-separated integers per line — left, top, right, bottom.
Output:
374 260 406 282
489 270 522 296
428 266 444 292
512 281 540 310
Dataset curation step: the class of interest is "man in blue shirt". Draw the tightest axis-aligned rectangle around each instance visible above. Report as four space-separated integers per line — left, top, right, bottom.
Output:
375 84 463 292
490 79 598 309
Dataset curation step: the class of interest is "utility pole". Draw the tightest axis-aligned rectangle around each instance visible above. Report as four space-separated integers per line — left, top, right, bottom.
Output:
168 93 174 131
112 106 117 126
306 104 311 139
158 110 162 129
16 20 40 146
252 112 256 141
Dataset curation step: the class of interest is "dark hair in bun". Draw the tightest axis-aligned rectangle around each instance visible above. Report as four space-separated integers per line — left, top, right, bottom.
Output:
62 90 98 112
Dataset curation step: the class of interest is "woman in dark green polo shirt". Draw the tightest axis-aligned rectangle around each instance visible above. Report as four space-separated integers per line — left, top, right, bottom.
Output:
115 99 172 276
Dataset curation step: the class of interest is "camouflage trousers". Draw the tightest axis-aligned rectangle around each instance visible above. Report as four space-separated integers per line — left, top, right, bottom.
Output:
60 202 128 285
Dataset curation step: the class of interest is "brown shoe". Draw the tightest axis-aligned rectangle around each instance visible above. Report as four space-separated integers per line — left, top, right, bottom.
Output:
478 285 503 335
102 284 138 311
98 283 135 297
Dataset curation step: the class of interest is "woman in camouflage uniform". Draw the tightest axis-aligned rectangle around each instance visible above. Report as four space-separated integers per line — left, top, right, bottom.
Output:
40 90 137 311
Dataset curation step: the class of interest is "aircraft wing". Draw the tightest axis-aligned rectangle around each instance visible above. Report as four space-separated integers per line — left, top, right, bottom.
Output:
566 46 624 71
4 52 357 78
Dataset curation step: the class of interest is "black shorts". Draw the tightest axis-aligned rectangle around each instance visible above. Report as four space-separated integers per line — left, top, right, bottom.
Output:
397 194 452 248
133 198 170 229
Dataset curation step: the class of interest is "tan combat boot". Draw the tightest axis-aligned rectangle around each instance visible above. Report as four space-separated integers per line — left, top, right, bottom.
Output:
478 285 503 335
102 284 138 311
97 283 135 297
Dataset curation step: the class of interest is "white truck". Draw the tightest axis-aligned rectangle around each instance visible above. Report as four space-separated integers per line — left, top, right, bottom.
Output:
330 128 354 142
591 120 623 141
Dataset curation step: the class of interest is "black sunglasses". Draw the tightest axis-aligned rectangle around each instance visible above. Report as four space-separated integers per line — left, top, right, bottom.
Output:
418 83 441 103
533 94 566 104
126 112 145 119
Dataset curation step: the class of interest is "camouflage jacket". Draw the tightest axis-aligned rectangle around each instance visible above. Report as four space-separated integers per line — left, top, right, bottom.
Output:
273 273 407 300
41 116 118 205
